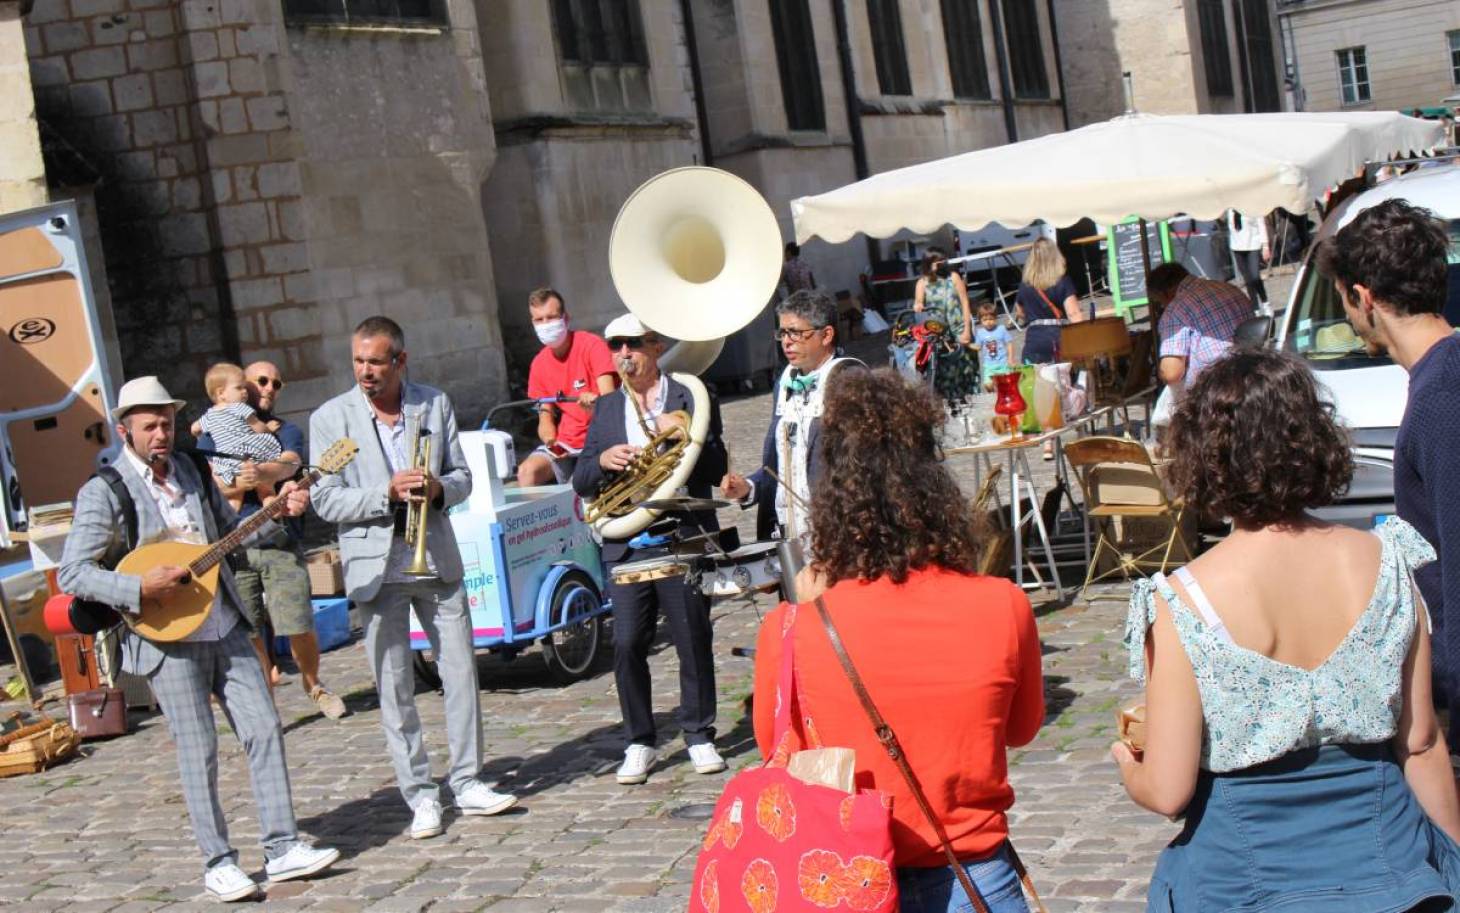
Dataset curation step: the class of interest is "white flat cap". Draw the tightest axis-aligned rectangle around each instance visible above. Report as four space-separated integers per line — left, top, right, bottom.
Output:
603 314 650 340
111 376 186 421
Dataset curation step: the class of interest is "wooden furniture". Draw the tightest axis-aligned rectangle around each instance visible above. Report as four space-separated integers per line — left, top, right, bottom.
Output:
1063 436 1192 593
1061 318 1134 408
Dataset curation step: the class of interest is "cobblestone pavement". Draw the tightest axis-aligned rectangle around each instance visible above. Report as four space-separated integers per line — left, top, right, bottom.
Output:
0 313 1266 911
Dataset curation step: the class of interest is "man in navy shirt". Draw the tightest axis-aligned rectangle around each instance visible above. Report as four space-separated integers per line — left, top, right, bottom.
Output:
199 360 347 719
1320 199 1459 737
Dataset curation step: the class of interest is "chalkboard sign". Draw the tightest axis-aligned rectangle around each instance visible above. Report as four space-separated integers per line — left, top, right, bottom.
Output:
1107 219 1174 314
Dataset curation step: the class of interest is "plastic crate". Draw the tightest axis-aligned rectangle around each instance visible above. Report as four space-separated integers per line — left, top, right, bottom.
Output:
273 597 352 655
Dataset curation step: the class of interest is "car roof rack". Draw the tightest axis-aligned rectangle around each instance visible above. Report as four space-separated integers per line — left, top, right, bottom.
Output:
1363 147 1460 183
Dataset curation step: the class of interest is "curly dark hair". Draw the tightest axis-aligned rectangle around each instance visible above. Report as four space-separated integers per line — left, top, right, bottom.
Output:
1315 198 1449 317
810 368 982 584
1166 349 1352 528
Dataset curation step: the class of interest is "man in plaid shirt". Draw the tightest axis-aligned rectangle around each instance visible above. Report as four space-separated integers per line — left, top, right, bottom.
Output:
1149 262 1254 394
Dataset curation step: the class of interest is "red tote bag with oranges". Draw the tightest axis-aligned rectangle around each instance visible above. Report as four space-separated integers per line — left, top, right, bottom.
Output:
688 603 899 913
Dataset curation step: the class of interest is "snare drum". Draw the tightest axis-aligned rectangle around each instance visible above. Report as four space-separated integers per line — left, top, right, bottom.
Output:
610 555 690 586
700 542 782 598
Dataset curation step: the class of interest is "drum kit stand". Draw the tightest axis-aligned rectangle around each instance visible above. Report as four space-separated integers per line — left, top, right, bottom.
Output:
608 496 785 603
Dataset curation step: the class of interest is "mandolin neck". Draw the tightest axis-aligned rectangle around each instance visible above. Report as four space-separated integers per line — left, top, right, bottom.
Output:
187 468 321 576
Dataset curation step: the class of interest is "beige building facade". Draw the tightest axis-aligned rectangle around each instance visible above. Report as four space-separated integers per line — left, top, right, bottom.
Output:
1280 0 1460 113
1055 0 1285 126
1 1 47 213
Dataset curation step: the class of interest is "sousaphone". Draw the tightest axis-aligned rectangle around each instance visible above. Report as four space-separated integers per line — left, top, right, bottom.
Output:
587 167 782 539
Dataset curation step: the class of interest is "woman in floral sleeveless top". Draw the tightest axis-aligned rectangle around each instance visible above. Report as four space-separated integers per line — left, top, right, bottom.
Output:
1115 350 1460 912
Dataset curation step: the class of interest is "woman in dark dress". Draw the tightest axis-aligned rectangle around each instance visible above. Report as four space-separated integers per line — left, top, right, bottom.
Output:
1013 238 1082 367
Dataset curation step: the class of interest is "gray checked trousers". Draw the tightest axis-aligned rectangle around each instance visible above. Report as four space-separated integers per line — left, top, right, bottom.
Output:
359 578 483 809
147 622 298 870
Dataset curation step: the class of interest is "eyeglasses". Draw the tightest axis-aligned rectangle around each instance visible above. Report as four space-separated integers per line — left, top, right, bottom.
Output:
254 376 284 390
607 337 648 351
773 326 826 342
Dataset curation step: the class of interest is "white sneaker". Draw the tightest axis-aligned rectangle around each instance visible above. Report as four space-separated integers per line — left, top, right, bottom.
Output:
265 841 340 882
203 863 260 902
410 797 445 839
688 742 727 774
455 781 518 816
616 744 658 784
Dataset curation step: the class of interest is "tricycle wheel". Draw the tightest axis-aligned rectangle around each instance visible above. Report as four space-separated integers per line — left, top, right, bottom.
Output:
412 650 443 691
541 571 604 684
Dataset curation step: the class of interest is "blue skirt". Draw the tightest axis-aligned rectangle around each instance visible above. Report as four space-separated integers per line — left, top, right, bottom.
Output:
1149 744 1460 912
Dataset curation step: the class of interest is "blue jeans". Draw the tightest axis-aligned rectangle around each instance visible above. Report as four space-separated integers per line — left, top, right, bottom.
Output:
897 844 1030 913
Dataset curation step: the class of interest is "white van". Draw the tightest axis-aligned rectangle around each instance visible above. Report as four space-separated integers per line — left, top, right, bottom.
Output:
1277 164 1460 527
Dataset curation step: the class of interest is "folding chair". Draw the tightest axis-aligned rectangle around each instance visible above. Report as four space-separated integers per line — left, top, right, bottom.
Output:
1064 436 1193 593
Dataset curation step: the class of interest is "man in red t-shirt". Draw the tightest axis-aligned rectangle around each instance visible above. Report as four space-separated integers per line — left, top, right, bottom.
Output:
519 287 617 486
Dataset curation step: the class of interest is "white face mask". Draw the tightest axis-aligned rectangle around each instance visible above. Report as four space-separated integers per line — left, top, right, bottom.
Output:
534 318 568 347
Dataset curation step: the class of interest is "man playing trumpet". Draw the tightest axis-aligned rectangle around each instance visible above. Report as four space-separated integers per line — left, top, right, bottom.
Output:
573 314 729 785
310 316 517 840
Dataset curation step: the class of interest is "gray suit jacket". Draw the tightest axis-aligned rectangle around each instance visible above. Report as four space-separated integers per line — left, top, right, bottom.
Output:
58 452 257 677
309 381 471 604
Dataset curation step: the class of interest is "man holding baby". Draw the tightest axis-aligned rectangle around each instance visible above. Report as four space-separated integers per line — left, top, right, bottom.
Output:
195 360 347 720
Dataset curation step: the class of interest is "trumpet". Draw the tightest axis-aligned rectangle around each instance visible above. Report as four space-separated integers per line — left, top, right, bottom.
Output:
402 416 433 578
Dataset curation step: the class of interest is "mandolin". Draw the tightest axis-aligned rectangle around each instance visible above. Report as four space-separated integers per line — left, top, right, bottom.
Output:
113 438 359 642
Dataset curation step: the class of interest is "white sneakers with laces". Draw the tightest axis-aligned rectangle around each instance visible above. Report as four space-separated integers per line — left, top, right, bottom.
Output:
688 742 727 775
204 863 260 902
616 743 658 784
455 781 518 816
411 797 445 840
265 842 340 882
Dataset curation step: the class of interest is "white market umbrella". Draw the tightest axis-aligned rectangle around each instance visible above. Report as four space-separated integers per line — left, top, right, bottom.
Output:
791 112 1445 243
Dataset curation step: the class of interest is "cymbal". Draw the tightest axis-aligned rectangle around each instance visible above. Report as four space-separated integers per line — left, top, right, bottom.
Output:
641 497 732 513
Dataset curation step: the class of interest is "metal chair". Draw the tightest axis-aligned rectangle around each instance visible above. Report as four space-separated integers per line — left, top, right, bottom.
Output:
1064 436 1193 593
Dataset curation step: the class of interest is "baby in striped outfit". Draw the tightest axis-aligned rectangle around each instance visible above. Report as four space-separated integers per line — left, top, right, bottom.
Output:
192 362 282 493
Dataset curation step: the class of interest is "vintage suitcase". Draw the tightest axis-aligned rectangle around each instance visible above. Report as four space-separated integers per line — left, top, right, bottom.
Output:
67 687 127 739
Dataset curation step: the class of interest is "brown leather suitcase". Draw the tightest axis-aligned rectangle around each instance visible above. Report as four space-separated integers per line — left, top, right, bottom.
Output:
67 687 127 739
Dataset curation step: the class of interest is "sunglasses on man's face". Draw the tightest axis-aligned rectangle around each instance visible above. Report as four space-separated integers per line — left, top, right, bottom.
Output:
254 376 284 391
607 337 648 351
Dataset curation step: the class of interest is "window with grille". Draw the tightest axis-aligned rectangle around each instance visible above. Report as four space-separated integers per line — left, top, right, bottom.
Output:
941 0 991 100
1000 0 1048 99
1238 0 1280 111
552 0 648 66
1449 30 1460 86
1336 46 1370 105
770 0 826 131
1196 0 1233 97
283 0 446 27
551 0 651 113
866 0 912 96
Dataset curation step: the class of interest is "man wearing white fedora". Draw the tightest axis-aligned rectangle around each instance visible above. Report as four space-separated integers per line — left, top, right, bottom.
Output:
59 376 338 902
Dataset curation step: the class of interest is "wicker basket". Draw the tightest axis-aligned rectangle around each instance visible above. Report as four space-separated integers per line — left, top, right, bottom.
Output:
0 717 81 778
305 548 344 597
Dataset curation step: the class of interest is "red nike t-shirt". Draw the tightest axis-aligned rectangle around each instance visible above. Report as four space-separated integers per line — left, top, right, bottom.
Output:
527 330 616 449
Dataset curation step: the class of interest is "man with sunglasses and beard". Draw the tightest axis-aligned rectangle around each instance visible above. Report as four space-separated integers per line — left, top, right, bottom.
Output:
572 315 729 786
720 290 864 557
198 360 348 720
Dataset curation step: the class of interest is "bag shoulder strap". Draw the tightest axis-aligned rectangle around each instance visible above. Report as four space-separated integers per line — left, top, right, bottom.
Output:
96 465 137 554
1035 286 1065 321
812 595 1046 913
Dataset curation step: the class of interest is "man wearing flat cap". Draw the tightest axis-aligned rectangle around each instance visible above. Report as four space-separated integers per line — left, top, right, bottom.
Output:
59 376 337 902
572 315 729 785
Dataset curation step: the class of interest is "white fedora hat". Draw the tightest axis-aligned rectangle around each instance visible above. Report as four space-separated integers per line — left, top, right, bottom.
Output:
111 376 187 422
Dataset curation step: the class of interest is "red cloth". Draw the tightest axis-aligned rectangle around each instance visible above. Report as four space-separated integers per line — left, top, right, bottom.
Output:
527 330 615 449
753 569 1044 868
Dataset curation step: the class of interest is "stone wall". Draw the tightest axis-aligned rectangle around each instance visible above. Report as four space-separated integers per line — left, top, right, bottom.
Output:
0 2 46 213
23 0 506 425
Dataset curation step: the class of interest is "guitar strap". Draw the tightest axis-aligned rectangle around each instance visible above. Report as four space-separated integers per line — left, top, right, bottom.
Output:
97 466 137 553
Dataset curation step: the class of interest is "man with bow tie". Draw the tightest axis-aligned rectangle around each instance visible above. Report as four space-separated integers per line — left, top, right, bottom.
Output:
720 290 865 556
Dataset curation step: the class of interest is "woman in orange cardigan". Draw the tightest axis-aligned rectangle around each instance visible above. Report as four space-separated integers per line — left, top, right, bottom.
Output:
753 368 1045 913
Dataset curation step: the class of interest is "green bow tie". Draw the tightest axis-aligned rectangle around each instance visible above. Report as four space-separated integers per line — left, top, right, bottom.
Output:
784 372 818 395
